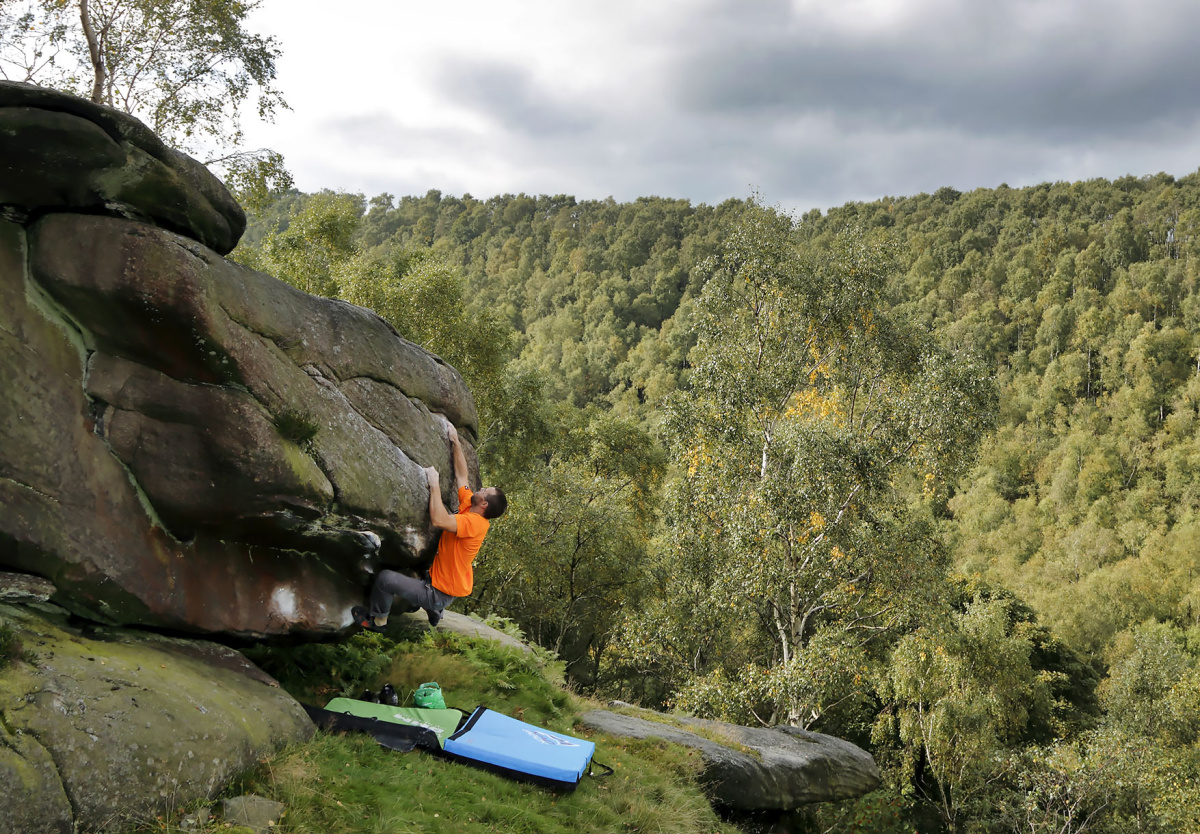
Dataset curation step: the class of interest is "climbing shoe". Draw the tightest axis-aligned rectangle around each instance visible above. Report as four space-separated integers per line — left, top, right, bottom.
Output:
426 608 442 628
352 606 386 633
360 689 380 703
379 683 399 706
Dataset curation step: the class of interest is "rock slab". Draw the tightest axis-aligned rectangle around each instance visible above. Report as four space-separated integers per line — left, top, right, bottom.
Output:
0 603 313 833
580 707 881 810
0 570 56 603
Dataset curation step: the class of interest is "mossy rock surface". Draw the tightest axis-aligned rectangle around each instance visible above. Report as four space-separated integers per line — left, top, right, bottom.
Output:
0 80 244 253
0 715 72 834
0 603 313 831
580 705 882 810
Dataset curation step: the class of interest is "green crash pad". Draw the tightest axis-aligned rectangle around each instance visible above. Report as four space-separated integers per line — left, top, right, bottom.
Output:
323 698 463 747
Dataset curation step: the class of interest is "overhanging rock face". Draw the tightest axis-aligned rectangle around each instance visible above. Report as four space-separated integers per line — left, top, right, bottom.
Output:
0 82 481 638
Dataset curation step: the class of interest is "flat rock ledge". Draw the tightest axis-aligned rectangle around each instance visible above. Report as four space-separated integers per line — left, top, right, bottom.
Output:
400 608 533 653
0 570 55 604
220 795 287 833
580 706 881 811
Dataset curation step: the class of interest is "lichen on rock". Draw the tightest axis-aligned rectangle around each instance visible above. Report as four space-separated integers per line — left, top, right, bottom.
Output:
0 81 245 255
580 705 882 810
0 603 312 832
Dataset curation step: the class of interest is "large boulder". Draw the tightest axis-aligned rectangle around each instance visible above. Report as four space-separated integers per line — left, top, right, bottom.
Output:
0 601 313 833
580 706 881 810
0 81 245 254
0 88 484 638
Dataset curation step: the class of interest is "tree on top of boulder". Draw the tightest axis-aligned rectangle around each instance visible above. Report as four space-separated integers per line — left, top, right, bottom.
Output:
0 0 290 203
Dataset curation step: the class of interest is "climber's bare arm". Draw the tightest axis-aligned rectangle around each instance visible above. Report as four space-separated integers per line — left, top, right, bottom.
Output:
448 424 469 490
424 466 457 533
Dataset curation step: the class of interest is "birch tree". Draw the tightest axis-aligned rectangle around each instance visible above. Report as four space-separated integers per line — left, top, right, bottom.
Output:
0 0 288 197
611 200 995 727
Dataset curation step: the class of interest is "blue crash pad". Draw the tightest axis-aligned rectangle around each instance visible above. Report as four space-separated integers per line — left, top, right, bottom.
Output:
442 706 596 789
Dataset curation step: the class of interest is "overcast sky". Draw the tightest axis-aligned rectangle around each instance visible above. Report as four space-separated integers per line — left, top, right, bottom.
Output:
241 0 1200 214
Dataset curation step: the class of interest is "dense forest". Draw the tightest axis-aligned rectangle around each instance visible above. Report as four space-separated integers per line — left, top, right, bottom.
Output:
233 172 1200 833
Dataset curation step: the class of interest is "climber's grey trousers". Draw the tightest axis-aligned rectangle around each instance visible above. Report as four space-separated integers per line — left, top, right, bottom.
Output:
369 569 456 620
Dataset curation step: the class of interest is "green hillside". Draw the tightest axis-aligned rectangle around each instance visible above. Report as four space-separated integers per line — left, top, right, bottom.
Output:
227 172 1200 833
118 621 742 834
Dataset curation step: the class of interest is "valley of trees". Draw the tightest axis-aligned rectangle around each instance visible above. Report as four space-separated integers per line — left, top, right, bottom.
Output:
9 5 1198 829
234 172 1200 833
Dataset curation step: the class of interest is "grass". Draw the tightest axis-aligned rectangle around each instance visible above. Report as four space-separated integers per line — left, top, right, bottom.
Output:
0 618 36 669
224 729 731 834
272 408 320 447
121 621 741 834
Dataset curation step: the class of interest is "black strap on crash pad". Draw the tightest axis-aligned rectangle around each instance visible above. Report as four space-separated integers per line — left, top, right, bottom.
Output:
302 703 442 753
589 760 615 779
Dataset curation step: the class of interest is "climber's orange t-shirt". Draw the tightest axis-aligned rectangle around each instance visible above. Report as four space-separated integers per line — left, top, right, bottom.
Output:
429 486 490 598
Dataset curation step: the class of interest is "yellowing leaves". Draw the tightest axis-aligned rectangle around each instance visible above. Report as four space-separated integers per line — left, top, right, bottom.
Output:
787 388 845 421
861 308 876 333
923 471 937 498
684 444 715 477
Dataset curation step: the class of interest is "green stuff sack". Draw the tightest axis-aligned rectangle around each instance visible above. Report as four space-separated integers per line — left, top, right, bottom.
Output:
414 681 446 710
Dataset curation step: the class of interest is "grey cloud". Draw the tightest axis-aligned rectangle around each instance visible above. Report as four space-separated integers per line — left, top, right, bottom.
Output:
324 112 484 158
313 103 1200 216
433 58 599 136
293 2 1200 216
667 0 1200 141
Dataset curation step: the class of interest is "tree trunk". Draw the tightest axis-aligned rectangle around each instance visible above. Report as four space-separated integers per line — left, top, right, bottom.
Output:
79 0 105 104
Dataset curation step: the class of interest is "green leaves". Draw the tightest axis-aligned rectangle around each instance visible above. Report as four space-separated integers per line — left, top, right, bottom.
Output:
674 630 873 728
616 198 995 728
216 148 293 212
237 190 362 297
882 596 1053 832
469 410 665 687
1099 621 1200 745
224 171 1200 831
3 0 288 189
